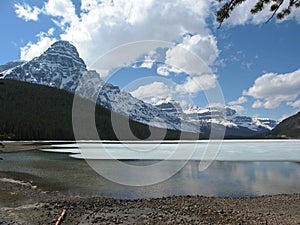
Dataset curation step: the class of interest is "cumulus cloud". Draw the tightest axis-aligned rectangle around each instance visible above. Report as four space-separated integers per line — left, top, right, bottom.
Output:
228 96 247 105
252 100 263 108
244 69 300 109
229 105 245 113
159 34 219 76
44 0 78 26
18 0 215 70
287 99 300 108
227 96 247 114
20 29 57 61
206 102 225 108
130 81 173 103
136 51 160 69
14 3 41 21
180 74 218 94
139 56 155 69
157 65 170 76
129 73 218 104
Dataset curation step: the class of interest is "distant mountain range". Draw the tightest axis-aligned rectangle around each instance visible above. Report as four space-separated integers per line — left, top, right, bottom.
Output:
0 40 282 139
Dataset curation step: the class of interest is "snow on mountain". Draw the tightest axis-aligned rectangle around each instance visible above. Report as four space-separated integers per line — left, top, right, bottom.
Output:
2 40 278 137
0 60 26 73
3 41 86 92
154 98 184 117
155 98 278 134
2 41 197 133
76 71 186 131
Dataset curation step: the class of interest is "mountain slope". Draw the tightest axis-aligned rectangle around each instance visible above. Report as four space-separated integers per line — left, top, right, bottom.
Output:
1 40 278 137
265 112 300 138
2 41 191 133
0 79 200 140
0 60 26 73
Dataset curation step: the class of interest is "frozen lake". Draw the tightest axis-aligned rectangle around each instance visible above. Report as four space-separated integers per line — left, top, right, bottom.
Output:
1 140 300 198
43 140 300 161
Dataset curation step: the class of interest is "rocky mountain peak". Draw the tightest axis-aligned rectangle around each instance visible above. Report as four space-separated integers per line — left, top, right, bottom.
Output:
43 41 85 65
3 41 87 92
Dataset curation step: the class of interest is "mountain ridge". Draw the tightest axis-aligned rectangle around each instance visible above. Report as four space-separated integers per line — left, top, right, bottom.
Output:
265 111 300 139
0 79 201 140
1 40 278 137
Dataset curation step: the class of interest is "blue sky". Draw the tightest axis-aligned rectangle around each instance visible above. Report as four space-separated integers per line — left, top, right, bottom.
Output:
1 0 300 120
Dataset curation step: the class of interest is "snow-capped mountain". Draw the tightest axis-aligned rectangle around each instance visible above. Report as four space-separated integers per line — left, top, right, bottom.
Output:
155 98 278 135
0 60 26 73
1 40 278 137
3 41 86 92
1 41 195 132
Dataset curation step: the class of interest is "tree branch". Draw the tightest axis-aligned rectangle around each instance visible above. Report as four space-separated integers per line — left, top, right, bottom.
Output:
265 0 284 23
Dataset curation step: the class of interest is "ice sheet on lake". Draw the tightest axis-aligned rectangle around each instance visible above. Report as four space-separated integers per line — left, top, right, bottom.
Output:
44 140 300 161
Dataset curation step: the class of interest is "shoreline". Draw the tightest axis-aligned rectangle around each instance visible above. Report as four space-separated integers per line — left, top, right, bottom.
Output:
1 177 300 224
1 142 300 224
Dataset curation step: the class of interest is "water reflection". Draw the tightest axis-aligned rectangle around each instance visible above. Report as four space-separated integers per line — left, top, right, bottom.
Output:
0 150 300 198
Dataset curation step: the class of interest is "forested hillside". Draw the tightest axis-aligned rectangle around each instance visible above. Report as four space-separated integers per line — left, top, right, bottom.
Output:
0 79 201 140
265 111 300 139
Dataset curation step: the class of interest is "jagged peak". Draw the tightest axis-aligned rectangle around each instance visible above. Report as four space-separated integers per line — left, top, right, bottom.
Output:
43 40 82 59
49 40 78 51
36 40 86 69
154 97 178 105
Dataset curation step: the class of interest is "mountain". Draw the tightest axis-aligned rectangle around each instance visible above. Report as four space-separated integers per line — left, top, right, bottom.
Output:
3 41 86 92
0 60 26 73
2 41 191 133
1 40 278 138
0 79 201 140
265 111 300 139
155 99 278 137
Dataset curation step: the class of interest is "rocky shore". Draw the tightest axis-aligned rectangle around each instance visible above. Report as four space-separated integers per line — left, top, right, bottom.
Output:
1 177 300 224
1 144 300 224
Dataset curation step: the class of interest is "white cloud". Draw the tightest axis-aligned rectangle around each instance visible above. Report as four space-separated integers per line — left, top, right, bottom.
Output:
44 0 78 26
161 34 219 76
140 56 155 69
180 74 218 94
287 99 300 108
137 51 159 69
17 0 223 81
252 100 263 108
20 31 57 61
31 0 213 69
47 27 55 36
244 69 300 109
129 74 218 104
130 81 173 103
229 105 245 113
228 96 247 114
206 102 225 108
14 3 41 21
228 96 247 105
157 65 170 76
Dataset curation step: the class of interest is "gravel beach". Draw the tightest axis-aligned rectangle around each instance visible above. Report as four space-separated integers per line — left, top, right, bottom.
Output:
1 178 300 225
1 143 300 224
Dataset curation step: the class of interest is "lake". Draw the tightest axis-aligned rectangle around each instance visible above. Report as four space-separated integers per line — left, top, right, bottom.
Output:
0 140 300 199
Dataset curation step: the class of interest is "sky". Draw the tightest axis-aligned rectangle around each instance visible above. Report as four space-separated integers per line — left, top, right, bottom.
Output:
0 0 300 121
